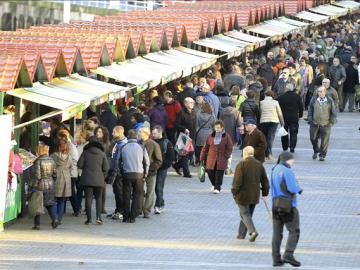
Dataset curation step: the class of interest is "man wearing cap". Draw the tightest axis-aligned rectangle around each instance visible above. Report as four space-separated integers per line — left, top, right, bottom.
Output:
231 146 269 242
243 119 267 163
271 151 303 267
308 86 337 161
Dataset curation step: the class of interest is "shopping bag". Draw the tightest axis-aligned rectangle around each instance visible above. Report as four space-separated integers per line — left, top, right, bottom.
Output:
28 191 44 218
175 132 193 156
198 165 206 182
276 126 288 137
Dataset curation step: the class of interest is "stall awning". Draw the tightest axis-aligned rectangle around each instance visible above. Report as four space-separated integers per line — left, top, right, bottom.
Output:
7 83 89 121
294 11 329 24
175 47 218 60
225 31 268 49
309 4 348 18
276 17 309 28
263 19 301 35
246 24 285 41
91 57 182 90
333 0 360 11
143 48 217 77
193 36 245 59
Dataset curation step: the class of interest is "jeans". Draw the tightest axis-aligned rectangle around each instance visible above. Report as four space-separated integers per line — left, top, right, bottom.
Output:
76 179 84 210
281 122 299 151
56 197 67 222
112 174 124 214
309 124 332 158
238 204 256 238
143 175 156 215
207 165 225 191
34 204 58 226
272 208 300 261
343 92 355 112
260 122 278 157
69 177 80 214
175 154 191 177
84 186 103 221
123 176 144 220
155 168 168 208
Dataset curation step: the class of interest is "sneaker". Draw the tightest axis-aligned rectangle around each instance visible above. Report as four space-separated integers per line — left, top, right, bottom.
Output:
210 186 215 192
96 217 103 225
249 232 258 242
312 153 318 160
213 189 220 194
154 207 161 214
319 156 325 161
111 212 123 220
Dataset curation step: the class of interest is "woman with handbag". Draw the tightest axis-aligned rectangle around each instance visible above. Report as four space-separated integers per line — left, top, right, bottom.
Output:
200 120 233 194
29 144 58 230
77 136 109 225
195 103 215 166
259 90 285 160
51 139 73 225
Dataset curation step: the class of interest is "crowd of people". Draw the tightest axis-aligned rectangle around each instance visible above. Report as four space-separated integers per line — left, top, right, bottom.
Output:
27 16 360 267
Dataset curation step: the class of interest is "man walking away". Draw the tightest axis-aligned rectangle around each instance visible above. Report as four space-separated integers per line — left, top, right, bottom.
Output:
308 87 337 161
271 151 302 267
231 146 269 242
343 56 359 112
152 126 175 214
278 83 304 153
139 127 163 218
328 57 346 112
120 130 150 223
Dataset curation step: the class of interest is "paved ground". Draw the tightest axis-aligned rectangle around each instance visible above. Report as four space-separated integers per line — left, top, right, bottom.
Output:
1 113 360 270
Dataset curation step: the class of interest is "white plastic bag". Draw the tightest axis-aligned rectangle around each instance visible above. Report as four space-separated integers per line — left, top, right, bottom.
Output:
276 126 288 137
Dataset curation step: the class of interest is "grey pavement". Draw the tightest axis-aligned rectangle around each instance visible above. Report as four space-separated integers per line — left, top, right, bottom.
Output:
1 113 360 270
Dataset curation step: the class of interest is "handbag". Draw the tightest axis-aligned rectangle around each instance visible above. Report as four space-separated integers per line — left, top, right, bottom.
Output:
198 165 206 183
271 166 293 214
28 191 44 218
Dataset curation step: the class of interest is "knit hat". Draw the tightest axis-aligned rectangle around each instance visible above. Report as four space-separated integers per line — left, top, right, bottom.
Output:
278 151 294 163
244 118 256 125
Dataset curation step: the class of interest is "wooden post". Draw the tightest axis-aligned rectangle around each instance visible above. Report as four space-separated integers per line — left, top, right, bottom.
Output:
30 103 39 153
0 92 4 115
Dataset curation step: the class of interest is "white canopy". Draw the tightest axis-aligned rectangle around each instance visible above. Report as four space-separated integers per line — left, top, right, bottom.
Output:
263 19 301 35
193 37 245 59
333 0 360 11
246 23 285 41
224 31 268 48
276 17 309 28
294 11 329 24
309 4 348 18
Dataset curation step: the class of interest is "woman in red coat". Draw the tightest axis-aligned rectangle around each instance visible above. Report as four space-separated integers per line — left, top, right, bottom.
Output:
200 120 233 193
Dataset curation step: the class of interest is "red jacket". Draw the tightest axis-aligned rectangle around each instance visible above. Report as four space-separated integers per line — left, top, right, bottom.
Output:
200 132 233 171
164 100 182 129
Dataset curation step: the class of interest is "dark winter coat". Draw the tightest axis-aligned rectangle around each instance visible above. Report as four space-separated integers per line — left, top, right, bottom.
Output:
278 91 304 123
231 156 269 205
200 131 233 171
175 108 197 140
117 107 137 136
143 139 163 177
257 63 275 86
328 65 346 89
155 138 175 169
308 73 326 95
100 108 117 140
78 141 109 187
273 77 297 98
343 63 359 93
240 99 260 124
148 103 168 130
195 112 215 146
243 128 267 163
177 86 196 107
223 74 245 92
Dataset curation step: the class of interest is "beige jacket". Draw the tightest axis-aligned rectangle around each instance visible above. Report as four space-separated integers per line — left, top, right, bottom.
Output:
260 97 284 125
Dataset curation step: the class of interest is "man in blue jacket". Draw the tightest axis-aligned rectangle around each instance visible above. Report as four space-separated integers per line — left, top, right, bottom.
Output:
271 151 302 267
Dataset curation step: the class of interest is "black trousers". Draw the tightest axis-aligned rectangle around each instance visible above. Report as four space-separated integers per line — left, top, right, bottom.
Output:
112 175 124 214
207 164 225 191
165 128 177 145
123 176 144 220
281 122 299 151
84 186 103 221
101 185 106 212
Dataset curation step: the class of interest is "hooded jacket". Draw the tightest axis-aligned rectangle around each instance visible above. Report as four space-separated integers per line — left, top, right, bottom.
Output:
148 103 168 130
78 141 109 187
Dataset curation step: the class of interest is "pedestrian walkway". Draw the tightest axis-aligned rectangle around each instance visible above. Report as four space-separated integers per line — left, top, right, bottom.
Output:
1 113 360 270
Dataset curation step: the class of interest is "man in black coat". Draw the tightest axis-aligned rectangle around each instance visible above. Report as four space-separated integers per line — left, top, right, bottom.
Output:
117 102 137 136
343 56 359 112
176 83 196 107
100 103 117 140
278 83 304 153
257 57 275 88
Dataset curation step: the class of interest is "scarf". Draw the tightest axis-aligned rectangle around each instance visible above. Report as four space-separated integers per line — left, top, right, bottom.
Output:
214 132 223 145
317 96 327 105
